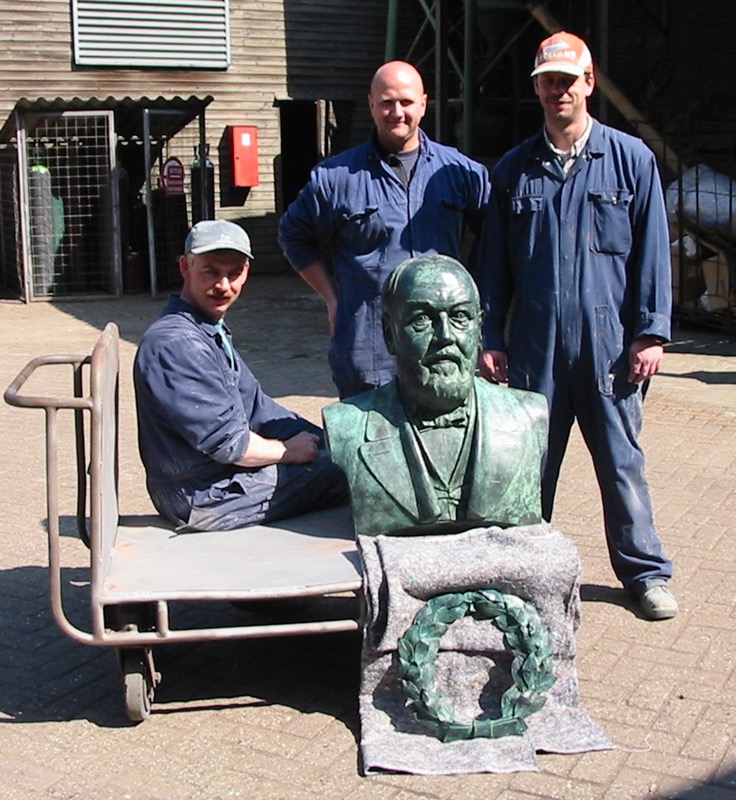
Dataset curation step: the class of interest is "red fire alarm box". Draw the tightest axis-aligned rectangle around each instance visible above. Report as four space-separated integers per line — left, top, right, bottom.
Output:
231 126 259 187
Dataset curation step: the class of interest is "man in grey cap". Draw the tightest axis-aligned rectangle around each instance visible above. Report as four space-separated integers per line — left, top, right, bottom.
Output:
134 219 349 531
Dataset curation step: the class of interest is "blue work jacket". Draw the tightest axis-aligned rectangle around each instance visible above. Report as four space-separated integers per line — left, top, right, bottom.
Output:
279 129 490 395
133 296 320 518
479 120 672 395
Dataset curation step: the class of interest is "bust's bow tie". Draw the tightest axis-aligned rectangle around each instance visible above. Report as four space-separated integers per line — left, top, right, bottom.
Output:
415 407 468 430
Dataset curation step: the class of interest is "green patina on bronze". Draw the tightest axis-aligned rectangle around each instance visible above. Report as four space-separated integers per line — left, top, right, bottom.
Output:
322 255 549 537
397 589 557 743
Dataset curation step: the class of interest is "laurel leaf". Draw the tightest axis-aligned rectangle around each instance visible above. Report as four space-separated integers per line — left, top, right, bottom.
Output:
537 671 557 692
402 680 421 701
516 695 547 718
397 638 413 662
435 605 465 624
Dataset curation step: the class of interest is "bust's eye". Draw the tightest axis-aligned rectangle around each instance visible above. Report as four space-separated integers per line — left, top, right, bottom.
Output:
408 312 431 329
451 310 472 326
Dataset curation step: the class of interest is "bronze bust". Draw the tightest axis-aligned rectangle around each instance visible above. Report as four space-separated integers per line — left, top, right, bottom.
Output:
323 255 548 537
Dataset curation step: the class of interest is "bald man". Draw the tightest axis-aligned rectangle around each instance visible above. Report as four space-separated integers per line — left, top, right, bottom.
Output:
279 61 490 399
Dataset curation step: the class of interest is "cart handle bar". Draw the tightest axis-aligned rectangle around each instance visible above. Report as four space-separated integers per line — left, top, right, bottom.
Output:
4 353 93 411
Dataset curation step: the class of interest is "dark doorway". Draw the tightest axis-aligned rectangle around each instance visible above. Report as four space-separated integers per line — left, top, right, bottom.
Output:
279 100 320 211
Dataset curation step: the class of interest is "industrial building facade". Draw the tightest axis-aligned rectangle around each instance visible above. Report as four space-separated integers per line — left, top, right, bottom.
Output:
0 0 388 299
1 1 735 328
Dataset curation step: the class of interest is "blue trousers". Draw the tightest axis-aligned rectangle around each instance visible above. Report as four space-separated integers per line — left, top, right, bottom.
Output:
539 371 673 594
155 450 349 532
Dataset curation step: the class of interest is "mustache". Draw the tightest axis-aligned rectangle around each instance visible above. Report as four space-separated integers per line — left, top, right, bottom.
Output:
422 349 463 367
205 288 234 298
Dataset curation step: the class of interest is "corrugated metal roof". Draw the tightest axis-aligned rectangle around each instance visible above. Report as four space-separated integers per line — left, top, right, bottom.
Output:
0 95 213 144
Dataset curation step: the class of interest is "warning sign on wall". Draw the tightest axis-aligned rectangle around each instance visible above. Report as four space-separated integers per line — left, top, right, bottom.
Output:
159 157 185 194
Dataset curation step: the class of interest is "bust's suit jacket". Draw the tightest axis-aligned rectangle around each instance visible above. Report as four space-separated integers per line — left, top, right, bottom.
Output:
322 377 548 537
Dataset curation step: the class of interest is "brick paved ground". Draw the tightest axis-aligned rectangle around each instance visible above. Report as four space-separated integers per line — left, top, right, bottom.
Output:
1 274 735 800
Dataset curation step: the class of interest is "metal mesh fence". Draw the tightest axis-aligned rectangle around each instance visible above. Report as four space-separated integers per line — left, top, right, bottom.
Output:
0 102 210 302
22 111 118 299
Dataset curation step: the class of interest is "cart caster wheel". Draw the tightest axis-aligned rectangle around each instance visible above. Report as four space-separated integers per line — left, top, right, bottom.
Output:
119 649 156 722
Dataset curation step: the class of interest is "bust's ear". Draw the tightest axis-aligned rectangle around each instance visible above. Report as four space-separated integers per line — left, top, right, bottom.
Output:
382 315 397 356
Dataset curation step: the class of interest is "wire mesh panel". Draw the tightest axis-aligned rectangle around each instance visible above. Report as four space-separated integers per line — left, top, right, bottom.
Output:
2 98 209 302
20 111 119 300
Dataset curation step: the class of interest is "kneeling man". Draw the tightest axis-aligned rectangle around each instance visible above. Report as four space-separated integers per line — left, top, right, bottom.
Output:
134 220 348 532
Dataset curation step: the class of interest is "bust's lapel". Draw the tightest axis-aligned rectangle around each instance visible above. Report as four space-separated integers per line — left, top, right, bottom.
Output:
357 386 421 520
465 382 527 519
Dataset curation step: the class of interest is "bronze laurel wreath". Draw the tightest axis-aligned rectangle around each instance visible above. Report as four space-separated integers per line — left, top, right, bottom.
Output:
397 589 556 743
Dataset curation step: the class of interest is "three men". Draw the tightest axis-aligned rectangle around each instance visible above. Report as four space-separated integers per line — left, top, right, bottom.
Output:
278 60 490 399
133 220 348 532
477 31 676 620
137 41 675 622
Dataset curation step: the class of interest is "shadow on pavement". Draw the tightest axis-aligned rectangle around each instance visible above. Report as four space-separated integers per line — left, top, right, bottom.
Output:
579 583 630 609
0 563 361 737
663 370 736 385
670 768 736 797
667 325 736 357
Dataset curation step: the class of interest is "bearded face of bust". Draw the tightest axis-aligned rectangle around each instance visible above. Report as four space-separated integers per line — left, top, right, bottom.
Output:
382 255 481 417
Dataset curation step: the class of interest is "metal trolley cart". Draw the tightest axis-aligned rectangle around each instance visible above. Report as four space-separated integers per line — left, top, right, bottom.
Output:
4 323 362 721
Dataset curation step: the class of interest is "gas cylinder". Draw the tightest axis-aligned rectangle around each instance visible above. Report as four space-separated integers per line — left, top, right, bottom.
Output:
191 143 215 223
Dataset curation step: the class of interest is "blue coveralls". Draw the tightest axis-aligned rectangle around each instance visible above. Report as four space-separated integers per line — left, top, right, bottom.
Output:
278 129 491 399
133 296 349 531
479 120 673 594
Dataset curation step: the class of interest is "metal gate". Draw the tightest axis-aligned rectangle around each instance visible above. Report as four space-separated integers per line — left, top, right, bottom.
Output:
17 110 120 300
0 96 212 302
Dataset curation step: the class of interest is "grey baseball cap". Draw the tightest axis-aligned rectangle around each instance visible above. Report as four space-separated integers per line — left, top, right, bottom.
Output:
185 220 253 258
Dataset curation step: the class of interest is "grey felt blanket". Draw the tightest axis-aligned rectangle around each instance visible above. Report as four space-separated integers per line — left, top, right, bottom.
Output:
358 523 613 775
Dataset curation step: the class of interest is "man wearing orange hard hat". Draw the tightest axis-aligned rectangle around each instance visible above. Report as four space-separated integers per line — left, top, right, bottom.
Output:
477 31 676 621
